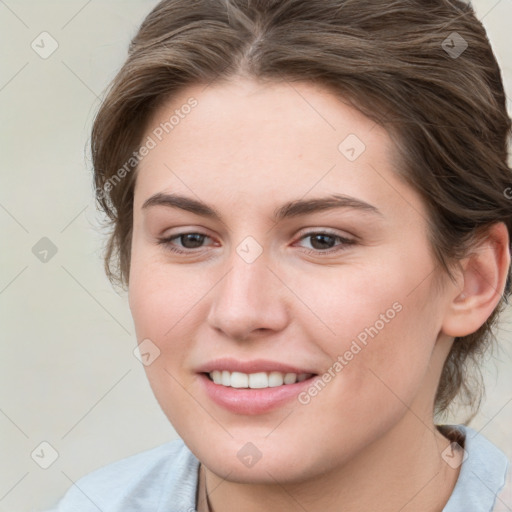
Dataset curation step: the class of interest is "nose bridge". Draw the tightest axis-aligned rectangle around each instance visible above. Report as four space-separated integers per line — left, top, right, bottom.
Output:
207 241 287 339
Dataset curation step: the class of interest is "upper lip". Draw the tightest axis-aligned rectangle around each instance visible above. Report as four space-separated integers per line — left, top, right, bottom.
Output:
196 358 317 375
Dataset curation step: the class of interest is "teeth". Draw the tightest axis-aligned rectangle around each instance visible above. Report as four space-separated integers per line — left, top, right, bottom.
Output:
249 372 268 389
231 371 249 388
284 372 297 385
268 371 284 387
208 370 312 388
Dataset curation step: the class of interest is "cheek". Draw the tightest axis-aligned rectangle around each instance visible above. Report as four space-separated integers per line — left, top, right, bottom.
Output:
128 245 206 339
301 242 436 362
128 261 206 430
128 253 218 409
312 259 440 419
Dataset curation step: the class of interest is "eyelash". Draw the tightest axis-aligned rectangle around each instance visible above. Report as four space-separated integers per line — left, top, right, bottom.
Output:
156 230 355 256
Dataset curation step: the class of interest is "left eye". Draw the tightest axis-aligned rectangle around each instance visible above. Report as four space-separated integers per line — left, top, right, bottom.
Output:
295 232 355 254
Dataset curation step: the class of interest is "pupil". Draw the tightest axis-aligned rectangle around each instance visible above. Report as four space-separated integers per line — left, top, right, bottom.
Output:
311 234 334 250
182 234 205 248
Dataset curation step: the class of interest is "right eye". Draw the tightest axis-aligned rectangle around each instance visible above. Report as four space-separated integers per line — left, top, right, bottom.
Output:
157 232 215 254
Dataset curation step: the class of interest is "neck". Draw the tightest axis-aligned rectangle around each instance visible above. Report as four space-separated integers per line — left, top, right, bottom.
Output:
199 414 461 512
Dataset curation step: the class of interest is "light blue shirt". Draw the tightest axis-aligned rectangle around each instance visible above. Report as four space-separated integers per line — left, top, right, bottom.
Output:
43 425 509 511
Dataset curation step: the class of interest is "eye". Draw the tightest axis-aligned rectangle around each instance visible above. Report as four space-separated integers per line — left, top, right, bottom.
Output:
157 232 214 254
295 231 355 255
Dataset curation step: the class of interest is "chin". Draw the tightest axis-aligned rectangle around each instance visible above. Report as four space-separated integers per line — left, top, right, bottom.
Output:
189 433 337 485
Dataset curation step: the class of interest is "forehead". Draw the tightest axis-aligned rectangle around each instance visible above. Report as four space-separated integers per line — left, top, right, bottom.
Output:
143 77 384 158
134 78 422 221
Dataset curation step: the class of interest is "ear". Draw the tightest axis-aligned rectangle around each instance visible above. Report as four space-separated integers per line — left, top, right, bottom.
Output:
441 222 510 338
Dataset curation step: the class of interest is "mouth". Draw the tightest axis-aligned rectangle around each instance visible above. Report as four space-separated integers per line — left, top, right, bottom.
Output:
198 365 319 415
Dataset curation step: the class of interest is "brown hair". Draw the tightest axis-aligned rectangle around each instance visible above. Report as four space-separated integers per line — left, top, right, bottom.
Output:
91 0 512 417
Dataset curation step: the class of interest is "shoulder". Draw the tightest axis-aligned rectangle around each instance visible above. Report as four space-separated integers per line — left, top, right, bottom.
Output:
441 424 510 512
43 438 200 512
494 470 512 512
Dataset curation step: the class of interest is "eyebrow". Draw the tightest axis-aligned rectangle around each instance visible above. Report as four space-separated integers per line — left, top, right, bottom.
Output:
141 192 383 222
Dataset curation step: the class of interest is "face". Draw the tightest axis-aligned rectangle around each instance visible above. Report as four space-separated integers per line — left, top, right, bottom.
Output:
128 77 451 483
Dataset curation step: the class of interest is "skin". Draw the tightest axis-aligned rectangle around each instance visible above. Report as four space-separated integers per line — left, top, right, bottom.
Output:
128 77 510 511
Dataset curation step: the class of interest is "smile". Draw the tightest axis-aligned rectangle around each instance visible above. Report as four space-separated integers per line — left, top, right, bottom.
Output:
207 370 313 388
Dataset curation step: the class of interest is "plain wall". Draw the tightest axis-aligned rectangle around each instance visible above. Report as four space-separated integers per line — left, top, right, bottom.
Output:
0 1 511 510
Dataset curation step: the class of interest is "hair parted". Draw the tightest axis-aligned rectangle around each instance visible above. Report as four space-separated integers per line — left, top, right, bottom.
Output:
90 0 512 417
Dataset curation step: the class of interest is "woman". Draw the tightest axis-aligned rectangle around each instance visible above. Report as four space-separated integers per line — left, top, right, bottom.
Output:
46 0 511 510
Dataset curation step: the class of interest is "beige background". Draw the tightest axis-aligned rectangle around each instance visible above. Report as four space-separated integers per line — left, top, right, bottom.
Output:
0 1 511 511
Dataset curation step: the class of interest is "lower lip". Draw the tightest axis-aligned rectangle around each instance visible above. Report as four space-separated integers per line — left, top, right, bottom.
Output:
198 373 318 415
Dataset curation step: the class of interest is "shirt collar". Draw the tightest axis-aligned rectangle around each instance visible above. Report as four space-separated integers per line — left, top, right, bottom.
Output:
442 424 509 512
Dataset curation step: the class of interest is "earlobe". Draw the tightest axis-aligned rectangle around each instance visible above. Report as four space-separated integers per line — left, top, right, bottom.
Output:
441 222 510 338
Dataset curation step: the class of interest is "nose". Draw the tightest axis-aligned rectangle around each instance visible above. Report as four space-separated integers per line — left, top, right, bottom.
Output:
207 247 289 342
